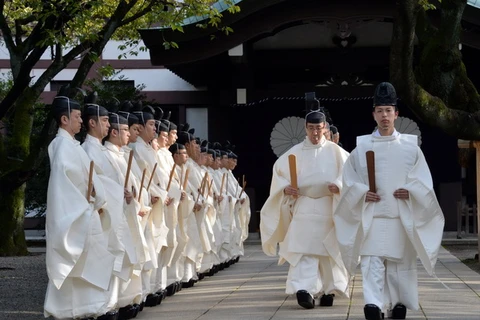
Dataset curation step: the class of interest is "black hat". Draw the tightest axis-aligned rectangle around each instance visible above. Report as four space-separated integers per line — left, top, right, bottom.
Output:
200 140 209 153
177 131 195 145
117 111 139 127
132 110 155 126
330 125 338 134
169 143 186 155
108 113 129 127
305 110 326 124
52 95 81 117
162 119 177 131
207 149 216 159
228 151 238 159
373 82 397 107
154 107 164 121
84 92 109 117
155 120 169 133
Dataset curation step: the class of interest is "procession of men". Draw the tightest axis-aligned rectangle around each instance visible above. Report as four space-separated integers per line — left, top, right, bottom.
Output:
44 82 444 320
44 90 251 320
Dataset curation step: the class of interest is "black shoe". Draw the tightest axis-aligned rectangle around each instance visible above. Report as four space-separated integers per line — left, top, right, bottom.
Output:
118 305 136 320
364 304 382 320
145 294 159 307
166 284 175 296
235 256 240 263
139 302 144 312
319 294 334 306
296 290 315 309
388 303 407 319
132 304 140 318
97 311 119 320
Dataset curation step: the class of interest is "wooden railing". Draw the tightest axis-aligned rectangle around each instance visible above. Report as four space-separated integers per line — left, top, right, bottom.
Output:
457 202 478 239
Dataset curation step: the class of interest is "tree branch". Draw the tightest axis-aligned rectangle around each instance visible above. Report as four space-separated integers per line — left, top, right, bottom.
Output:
119 2 157 27
0 4 19 57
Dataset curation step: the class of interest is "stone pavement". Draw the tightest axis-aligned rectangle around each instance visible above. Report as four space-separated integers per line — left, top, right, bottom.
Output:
135 242 480 320
1 242 479 320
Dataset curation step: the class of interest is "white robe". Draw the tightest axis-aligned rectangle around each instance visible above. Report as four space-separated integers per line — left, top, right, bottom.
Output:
44 128 115 319
333 133 445 275
156 147 183 285
122 145 155 299
130 137 170 292
260 137 350 296
82 135 137 309
333 132 445 309
185 158 215 272
104 141 148 306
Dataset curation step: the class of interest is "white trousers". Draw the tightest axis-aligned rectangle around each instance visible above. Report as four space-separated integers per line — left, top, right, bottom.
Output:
361 253 419 311
286 255 346 296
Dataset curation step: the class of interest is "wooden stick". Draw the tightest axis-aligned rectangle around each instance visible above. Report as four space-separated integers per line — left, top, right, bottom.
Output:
166 163 177 192
219 173 226 196
138 168 146 202
146 163 157 192
182 168 190 190
179 165 185 190
201 172 208 196
239 181 247 198
208 179 214 197
235 177 240 197
288 154 298 190
366 150 376 192
86 160 94 202
124 151 134 189
195 174 207 204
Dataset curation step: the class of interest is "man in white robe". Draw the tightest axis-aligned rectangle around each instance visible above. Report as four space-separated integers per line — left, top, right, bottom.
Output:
177 130 216 278
131 109 171 304
119 110 156 309
224 149 250 260
103 113 148 318
170 143 202 287
44 95 116 319
155 120 185 296
261 110 350 309
333 82 444 320
81 102 137 318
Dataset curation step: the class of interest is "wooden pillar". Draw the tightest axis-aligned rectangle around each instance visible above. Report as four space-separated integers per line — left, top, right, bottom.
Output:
475 142 480 255
458 140 480 258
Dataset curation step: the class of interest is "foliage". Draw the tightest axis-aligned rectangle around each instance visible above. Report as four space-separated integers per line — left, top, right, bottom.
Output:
0 0 239 255
83 68 147 107
418 0 441 11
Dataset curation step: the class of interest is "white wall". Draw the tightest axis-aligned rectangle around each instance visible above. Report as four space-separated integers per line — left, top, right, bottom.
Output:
120 69 199 91
0 40 203 92
186 108 208 140
103 40 151 60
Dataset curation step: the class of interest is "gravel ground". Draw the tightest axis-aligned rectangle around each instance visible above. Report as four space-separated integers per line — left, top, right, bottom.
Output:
443 243 480 275
0 244 478 320
0 251 47 319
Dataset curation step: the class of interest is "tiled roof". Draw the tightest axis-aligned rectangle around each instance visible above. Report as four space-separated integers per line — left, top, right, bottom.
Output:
468 0 480 9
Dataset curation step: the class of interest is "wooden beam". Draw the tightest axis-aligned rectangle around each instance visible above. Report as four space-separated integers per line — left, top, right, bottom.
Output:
458 139 475 148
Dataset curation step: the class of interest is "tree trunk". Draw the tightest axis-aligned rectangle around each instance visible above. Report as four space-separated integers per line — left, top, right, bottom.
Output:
391 0 480 140
0 88 37 256
0 185 28 256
